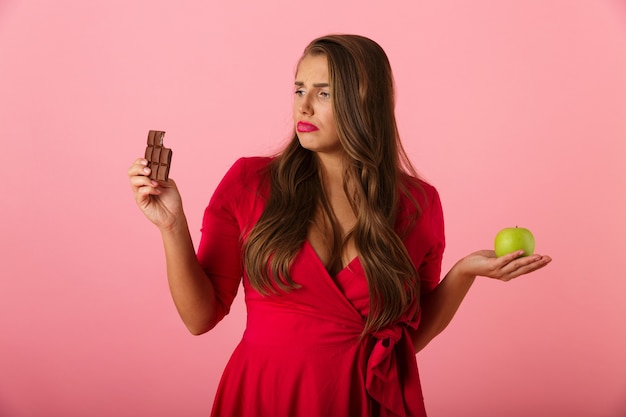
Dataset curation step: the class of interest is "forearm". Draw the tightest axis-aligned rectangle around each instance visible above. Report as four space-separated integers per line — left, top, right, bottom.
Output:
160 216 218 335
412 263 476 353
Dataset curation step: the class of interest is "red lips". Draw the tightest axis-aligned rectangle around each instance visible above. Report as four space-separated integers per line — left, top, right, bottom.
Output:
297 121 319 132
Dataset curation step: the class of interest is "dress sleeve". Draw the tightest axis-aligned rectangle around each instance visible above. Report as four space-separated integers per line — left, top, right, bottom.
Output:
418 187 445 295
196 158 247 324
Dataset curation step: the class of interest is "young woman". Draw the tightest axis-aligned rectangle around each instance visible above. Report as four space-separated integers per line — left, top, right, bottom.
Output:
128 34 551 417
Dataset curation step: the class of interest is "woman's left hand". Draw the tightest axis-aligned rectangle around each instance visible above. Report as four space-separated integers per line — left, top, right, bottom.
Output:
456 250 552 282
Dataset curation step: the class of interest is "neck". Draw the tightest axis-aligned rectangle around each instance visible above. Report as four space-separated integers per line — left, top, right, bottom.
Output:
315 152 345 187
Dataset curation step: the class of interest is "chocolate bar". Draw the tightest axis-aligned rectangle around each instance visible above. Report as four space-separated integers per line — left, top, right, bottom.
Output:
144 130 172 181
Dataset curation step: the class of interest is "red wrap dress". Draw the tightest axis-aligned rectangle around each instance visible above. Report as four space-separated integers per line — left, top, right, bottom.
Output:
196 157 445 417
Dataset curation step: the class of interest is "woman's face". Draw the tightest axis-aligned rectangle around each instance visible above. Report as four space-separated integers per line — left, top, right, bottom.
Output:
293 54 341 157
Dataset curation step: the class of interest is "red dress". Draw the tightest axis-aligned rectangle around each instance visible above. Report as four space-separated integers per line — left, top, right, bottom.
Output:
196 157 445 417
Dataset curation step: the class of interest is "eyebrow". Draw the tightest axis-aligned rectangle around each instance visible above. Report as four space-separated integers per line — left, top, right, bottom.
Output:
294 81 330 88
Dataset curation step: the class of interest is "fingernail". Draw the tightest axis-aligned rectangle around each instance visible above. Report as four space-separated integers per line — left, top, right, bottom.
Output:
143 167 150 174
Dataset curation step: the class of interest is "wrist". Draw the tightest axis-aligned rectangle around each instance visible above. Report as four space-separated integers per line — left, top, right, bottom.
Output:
451 257 478 282
159 214 189 236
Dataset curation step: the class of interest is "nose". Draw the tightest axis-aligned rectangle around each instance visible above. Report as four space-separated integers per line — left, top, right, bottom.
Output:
299 94 313 115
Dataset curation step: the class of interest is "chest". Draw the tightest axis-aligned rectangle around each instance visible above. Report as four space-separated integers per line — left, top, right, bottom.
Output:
307 190 358 272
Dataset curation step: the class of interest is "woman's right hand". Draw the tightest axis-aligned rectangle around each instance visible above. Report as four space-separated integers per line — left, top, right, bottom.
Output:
128 158 184 231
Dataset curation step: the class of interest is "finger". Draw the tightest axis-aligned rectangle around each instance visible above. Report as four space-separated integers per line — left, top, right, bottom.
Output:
137 183 161 195
154 178 177 189
130 174 158 190
499 254 541 276
136 184 162 203
127 158 149 178
493 250 525 269
522 255 552 272
502 255 552 280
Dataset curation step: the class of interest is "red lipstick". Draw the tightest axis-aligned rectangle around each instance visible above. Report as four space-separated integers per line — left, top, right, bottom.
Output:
297 121 319 132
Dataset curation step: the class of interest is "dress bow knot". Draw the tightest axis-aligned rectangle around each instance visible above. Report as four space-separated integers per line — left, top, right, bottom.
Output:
366 324 409 417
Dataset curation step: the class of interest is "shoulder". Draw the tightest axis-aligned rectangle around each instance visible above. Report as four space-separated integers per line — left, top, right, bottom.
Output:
396 174 444 239
215 156 274 193
397 175 445 280
400 174 441 212
225 156 274 181
209 156 274 206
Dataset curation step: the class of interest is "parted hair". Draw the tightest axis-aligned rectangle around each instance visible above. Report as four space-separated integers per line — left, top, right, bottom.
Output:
243 34 422 336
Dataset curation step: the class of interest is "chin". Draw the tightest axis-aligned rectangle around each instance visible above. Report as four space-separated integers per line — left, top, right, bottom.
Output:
297 136 316 151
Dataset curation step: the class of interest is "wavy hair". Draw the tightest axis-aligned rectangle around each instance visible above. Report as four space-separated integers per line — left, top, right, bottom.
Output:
244 34 422 335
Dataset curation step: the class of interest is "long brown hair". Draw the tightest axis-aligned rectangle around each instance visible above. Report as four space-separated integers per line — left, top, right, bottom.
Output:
244 34 422 335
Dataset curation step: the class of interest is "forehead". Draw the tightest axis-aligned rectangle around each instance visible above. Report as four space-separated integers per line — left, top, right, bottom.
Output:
295 54 329 82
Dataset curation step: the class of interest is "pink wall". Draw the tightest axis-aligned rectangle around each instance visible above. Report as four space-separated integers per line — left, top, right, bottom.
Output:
1 1 625 416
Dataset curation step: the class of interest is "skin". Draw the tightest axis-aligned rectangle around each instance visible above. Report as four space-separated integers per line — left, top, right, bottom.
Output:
127 53 553 347
294 54 358 268
293 54 342 158
410 249 551 353
128 165 218 335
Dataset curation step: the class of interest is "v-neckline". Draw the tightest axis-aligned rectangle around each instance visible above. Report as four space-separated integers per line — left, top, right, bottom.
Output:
303 240 361 278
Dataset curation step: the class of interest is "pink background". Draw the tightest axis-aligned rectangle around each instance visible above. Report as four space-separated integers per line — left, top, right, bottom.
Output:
1 0 625 416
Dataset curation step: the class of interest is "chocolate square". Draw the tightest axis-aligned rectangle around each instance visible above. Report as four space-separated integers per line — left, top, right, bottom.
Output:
144 130 172 181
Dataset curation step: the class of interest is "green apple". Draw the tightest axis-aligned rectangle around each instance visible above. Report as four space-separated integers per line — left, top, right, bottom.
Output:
494 226 535 257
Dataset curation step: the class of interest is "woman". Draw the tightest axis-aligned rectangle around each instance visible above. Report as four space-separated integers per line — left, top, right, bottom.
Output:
128 34 551 417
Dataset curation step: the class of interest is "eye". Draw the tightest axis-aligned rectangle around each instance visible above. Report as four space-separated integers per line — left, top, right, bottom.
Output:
319 91 331 99
294 88 305 96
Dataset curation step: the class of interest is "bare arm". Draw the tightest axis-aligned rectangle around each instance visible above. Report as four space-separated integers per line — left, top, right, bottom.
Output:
160 215 219 335
128 158 218 335
411 265 475 353
412 249 552 353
